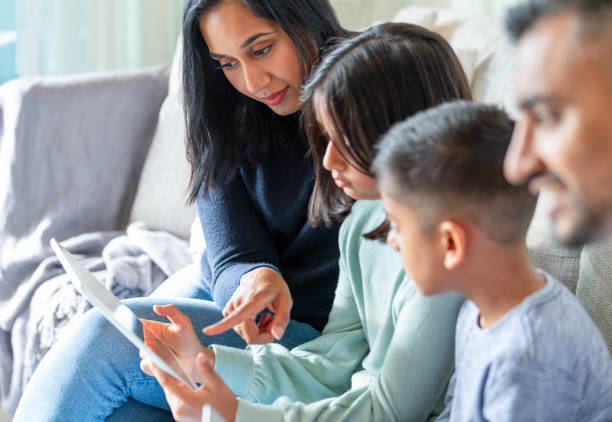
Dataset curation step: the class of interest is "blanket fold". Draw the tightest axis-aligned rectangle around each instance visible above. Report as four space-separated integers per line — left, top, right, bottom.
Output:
1 224 191 416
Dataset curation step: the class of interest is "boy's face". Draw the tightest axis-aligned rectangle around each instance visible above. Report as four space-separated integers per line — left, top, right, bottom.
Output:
381 188 447 296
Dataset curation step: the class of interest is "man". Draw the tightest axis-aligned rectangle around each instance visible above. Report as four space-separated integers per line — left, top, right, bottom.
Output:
504 0 612 246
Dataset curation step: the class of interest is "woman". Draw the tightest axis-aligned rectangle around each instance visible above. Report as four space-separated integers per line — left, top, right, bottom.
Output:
141 22 472 421
14 0 348 420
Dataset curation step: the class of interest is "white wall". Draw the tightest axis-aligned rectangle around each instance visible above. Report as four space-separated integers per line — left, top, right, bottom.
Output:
330 0 522 30
16 0 183 76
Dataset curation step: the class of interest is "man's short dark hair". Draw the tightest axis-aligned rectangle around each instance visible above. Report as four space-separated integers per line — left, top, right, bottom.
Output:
506 0 612 42
372 101 537 244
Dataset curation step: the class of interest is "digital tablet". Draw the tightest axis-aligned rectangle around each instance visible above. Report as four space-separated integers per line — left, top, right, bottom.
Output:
50 238 197 390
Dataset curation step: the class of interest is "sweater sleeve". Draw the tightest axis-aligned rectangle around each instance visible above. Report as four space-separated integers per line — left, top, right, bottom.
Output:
197 175 281 310
219 292 461 422
212 227 368 403
434 370 455 422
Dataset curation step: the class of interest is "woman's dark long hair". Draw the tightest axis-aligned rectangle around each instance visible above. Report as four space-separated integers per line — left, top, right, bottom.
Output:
183 0 346 202
301 22 473 234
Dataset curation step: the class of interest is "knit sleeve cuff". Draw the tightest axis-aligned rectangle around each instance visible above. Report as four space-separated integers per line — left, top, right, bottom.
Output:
234 399 284 422
212 344 256 398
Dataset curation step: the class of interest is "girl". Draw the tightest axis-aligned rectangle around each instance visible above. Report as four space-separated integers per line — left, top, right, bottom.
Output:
15 0 349 420
142 22 472 421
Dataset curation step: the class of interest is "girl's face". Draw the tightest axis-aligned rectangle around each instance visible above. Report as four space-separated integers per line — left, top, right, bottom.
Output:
199 0 305 115
315 97 379 200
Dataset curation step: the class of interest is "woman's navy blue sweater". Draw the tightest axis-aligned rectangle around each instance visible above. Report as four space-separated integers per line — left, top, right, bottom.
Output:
196 134 341 332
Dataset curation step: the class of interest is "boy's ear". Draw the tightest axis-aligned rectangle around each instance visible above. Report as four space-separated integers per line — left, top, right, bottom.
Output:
439 220 466 270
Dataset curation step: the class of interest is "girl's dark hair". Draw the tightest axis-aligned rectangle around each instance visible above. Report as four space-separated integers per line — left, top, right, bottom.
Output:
301 22 472 236
183 0 346 202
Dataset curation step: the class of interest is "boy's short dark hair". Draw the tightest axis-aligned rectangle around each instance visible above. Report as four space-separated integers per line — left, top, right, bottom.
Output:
506 0 612 42
372 100 537 244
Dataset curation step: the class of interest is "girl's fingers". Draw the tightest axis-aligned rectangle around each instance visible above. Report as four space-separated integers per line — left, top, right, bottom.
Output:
197 353 223 387
153 304 176 316
141 319 170 344
140 358 154 376
154 304 193 327
152 364 189 396
141 318 170 332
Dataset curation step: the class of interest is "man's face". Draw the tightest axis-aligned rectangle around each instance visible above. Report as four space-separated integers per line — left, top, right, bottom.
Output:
504 11 612 246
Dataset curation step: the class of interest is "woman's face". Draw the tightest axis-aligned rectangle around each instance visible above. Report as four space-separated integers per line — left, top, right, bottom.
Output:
315 97 379 200
199 0 305 115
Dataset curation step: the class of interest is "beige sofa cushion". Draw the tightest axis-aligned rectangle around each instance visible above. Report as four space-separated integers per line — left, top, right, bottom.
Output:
392 6 517 116
129 37 196 241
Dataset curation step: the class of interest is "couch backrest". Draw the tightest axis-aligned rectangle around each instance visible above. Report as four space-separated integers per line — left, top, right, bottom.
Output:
128 36 196 241
392 6 517 115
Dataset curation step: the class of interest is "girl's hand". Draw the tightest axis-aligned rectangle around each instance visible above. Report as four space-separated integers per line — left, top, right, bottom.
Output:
203 267 292 344
140 304 214 384
151 353 237 422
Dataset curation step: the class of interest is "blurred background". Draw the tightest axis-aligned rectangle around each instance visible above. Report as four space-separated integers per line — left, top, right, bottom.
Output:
0 0 522 85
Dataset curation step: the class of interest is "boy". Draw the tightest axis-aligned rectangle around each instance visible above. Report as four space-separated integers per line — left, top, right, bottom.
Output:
372 101 612 421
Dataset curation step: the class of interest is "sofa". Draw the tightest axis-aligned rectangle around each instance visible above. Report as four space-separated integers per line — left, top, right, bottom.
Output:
1 5 611 418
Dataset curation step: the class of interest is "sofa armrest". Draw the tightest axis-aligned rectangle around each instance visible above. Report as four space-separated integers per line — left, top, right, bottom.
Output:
577 242 612 352
0 65 169 316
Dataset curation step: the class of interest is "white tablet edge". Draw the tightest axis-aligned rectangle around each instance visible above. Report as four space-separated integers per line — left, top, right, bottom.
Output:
50 238 197 391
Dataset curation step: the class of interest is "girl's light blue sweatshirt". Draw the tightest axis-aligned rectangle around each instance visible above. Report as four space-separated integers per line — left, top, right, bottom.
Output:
212 200 464 421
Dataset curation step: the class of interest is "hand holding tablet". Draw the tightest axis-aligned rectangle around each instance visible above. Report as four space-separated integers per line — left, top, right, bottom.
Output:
51 238 234 421
50 238 198 390
139 303 215 384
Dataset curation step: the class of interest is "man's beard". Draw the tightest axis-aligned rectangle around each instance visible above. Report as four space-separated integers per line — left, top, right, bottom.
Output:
556 195 612 247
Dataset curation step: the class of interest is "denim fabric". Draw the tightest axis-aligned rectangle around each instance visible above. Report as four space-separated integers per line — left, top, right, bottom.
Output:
13 264 320 421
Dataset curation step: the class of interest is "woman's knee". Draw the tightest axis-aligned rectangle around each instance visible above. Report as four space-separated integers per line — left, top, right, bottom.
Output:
151 264 211 300
63 307 136 364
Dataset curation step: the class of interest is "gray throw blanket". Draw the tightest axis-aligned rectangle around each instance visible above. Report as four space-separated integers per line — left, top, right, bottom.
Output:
1 224 191 416
0 67 171 416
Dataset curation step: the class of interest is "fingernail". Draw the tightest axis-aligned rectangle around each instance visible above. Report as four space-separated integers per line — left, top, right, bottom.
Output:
272 326 284 340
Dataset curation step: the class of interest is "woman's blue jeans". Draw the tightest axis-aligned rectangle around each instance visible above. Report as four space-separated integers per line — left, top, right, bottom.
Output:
13 264 320 421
